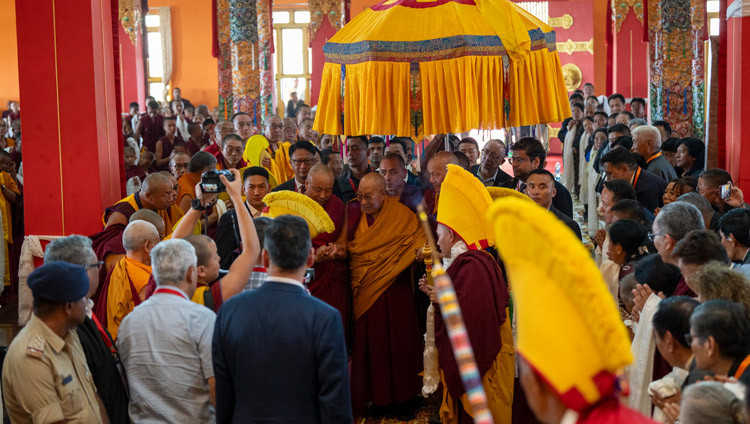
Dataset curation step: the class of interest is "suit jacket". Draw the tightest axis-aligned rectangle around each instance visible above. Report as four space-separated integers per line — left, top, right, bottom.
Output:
470 164 512 187
550 205 582 240
646 154 678 182
273 177 344 199
213 281 352 423
503 177 574 219
406 171 423 188
272 178 301 193
634 167 668 213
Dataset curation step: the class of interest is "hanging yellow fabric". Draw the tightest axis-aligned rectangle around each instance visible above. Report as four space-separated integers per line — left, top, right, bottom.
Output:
313 0 570 138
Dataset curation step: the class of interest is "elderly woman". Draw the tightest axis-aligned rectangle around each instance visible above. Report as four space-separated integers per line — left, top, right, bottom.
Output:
677 382 747 424
676 137 706 178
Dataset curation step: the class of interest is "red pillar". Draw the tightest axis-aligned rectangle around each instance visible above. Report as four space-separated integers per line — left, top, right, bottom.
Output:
119 25 146 108
725 5 750 194
612 12 649 99
16 0 122 236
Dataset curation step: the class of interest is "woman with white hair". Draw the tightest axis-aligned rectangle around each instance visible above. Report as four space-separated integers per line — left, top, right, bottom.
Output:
678 381 747 424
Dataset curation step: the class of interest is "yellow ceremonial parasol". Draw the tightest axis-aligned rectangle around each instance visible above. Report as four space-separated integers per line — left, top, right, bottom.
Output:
313 0 570 138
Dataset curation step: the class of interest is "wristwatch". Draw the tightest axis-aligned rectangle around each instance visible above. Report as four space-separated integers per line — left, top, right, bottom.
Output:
191 198 206 211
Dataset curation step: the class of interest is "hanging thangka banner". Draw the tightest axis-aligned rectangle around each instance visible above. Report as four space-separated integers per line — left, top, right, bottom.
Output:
648 0 706 138
217 0 234 120
230 0 260 117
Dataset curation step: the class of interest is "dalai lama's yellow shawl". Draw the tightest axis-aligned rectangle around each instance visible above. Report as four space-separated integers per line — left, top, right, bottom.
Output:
313 0 570 137
348 197 425 319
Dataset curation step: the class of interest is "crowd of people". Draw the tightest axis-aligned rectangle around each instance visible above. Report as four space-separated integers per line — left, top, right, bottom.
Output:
2 83 750 424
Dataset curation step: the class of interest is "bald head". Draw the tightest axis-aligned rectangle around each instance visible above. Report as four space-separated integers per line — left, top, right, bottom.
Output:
307 164 334 181
427 151 459 194
184 234 214 268
358 173 387 215
140 173 174 210
129 209 166 238
123 220 160 255
305 164 335 206
360 172 386 192
189 151 218 173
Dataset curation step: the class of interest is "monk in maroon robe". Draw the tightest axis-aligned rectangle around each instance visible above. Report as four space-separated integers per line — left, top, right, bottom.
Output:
346 173 426 409
304 165 351 339
134 100 165 153
185 122 205 156
154 117 184 172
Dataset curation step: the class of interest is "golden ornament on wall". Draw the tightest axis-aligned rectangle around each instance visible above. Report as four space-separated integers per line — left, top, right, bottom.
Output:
614 0 644 34
309 0 346 40
557 39 594 55
549 14 574 30
561 63 582 92
119 0 142 45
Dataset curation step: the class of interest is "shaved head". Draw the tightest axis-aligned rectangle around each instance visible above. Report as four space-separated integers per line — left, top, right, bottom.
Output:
129 209 166 238
359 172 386 192
427 151 459 194
141 173 172 195
123 220 160 253
307 164 334 181
305 165 335 206
184 234 214 267
189 151 218 173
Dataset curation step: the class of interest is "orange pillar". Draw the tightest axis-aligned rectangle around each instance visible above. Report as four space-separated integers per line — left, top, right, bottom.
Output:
725 3 750 194
16 0 123 236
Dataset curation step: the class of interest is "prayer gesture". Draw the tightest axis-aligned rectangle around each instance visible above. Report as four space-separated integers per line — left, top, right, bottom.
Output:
630 284 665 322
418 274 437 303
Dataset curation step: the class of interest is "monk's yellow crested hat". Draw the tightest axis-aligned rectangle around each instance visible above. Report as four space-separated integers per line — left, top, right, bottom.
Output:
262 191 335 238
485 186 533 202
437 164 494 249
487 197 632 411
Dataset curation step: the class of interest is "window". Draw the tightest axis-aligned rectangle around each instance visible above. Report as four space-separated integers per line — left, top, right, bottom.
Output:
273 10 312 117
707 0 720 36
146 11 165 101
514 1 549 24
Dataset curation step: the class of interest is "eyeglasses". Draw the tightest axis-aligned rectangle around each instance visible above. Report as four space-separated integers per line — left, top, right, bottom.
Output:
508 157 527 164
291 159 314 166
647 232 665 241
267 124 283 130
85 261 104 270
356 192 382 202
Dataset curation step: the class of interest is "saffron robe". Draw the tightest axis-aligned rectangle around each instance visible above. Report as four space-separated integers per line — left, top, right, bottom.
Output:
176 172 202 213
348 197 426 405
191 280 224 311
0 171 20 286
268 142 294 184
310 194 350 339
103 192 184 237
438 250 514 424
103 256 153 340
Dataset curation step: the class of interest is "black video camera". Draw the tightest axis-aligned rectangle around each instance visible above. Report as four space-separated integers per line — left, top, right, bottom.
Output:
200 169 234 193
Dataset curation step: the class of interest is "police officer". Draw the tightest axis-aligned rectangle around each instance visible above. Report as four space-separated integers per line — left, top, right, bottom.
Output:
2 261 107 423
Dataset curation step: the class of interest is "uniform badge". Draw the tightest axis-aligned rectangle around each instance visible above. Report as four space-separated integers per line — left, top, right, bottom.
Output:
25 335 45 358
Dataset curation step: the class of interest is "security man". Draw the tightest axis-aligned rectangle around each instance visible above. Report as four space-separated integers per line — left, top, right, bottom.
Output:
2 261 108 423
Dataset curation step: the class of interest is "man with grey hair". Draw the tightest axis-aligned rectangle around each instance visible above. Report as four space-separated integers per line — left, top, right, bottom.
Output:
44 235 130 424
651 201 704 296
628 118 647 131
631 125 677 181
204 119 234 156
677 192 721 231
102 220 160 339
118 239 217 423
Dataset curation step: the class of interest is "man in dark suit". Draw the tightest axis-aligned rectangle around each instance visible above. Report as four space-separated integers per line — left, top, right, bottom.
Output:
600 147 667 213
272 141 317 193
503 137 574 219
212 215 352 423
470 139 512 187
526 169 582 240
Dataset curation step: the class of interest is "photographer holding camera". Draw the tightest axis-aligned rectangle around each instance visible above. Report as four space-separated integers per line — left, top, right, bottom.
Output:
697 169 750 214
171 168 260 310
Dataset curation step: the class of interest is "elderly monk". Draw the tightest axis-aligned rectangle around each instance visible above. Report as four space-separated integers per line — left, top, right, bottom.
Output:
103 173 183 237
347 173 426 411
420 165 514 424
102 220 160 340
169 151 190 180
304 165 350 337
204 120 233 156
177 152 218 213
216 134 249 171
263 114 294 183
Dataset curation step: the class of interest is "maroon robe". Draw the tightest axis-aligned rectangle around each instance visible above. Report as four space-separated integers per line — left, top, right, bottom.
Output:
89 224 127 309
185 138 203 156
125 165 147 182
577 395 658 424
138 113 165 153
155 134 183 171
215 152 248 170
310 195 350 339
673 276 697 297
438 250 508 400
347 201 422 406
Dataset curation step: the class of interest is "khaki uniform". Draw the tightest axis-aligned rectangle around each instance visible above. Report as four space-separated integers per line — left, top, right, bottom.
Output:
2 315 103 424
